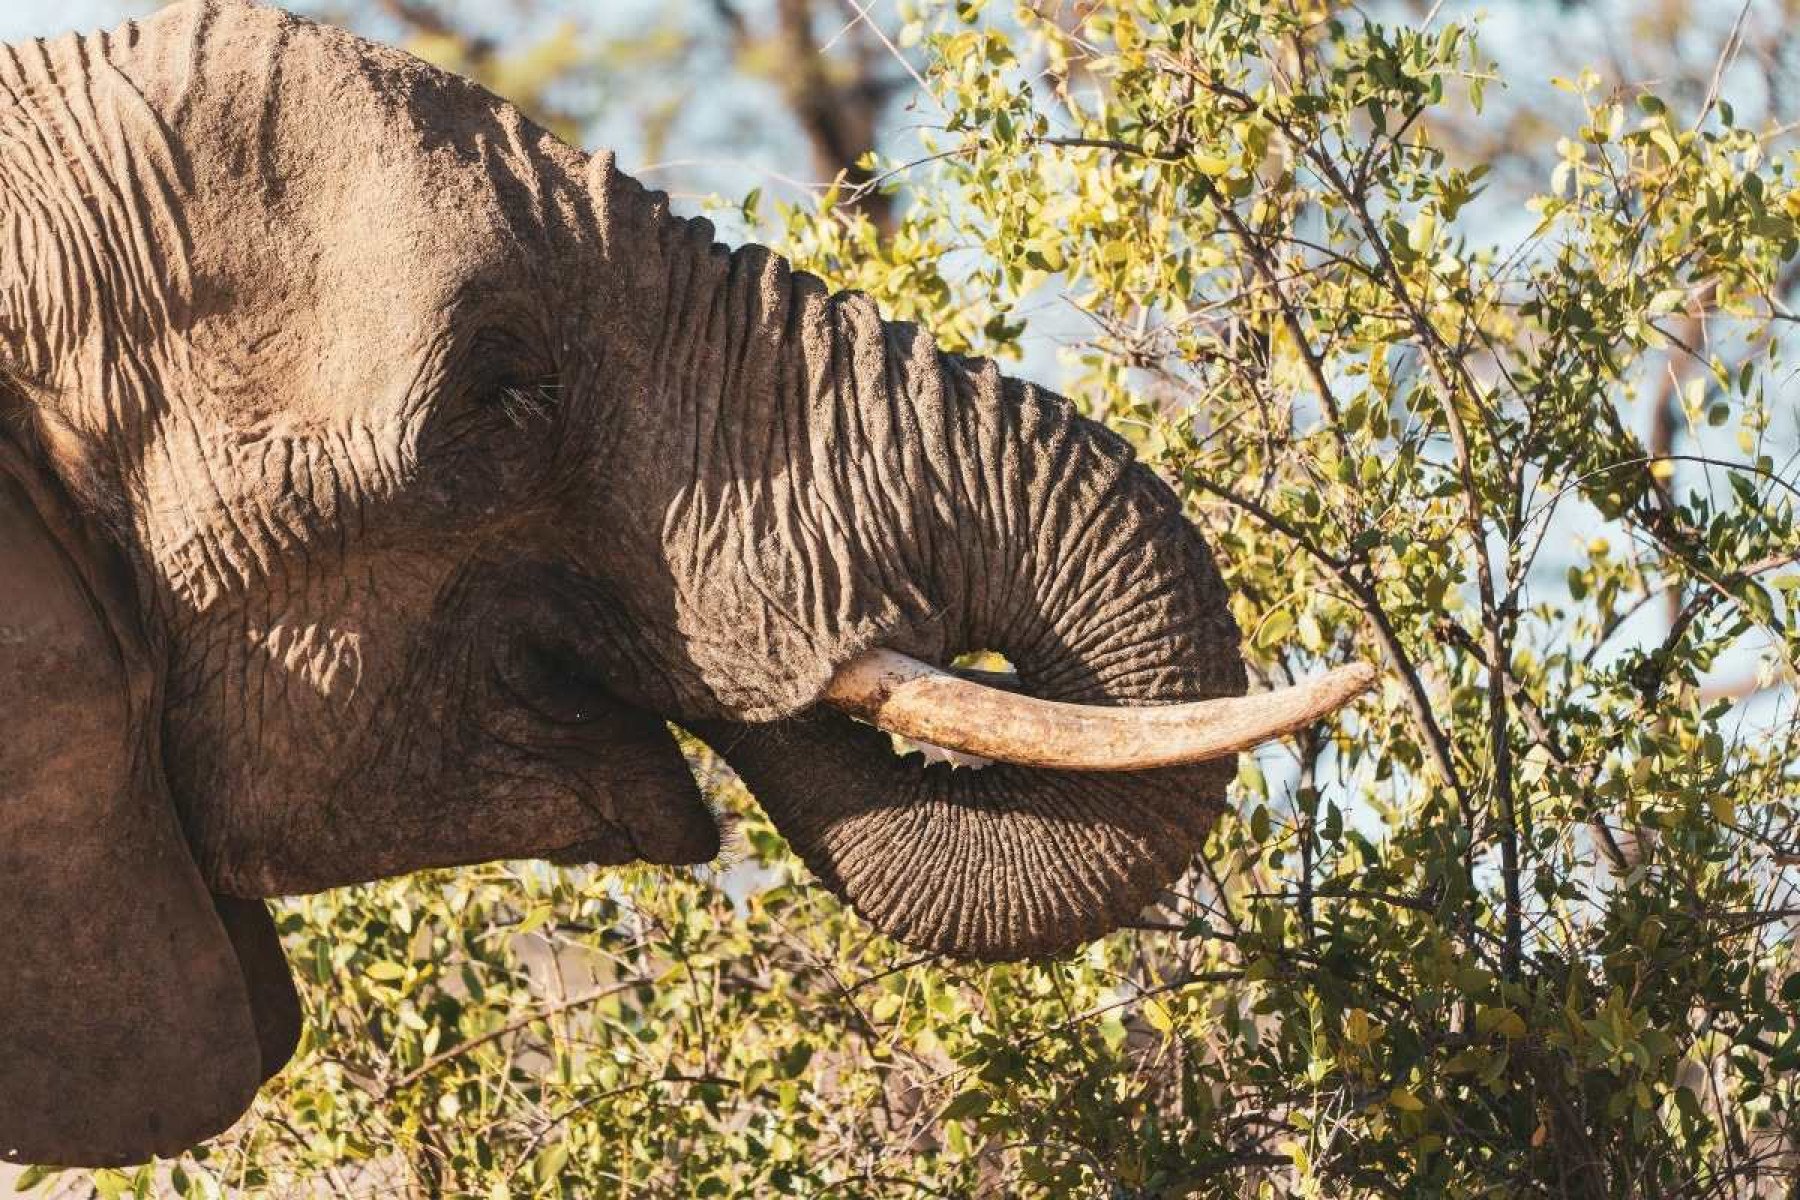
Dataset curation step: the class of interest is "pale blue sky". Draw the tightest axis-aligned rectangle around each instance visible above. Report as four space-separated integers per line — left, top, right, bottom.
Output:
0 0 148 40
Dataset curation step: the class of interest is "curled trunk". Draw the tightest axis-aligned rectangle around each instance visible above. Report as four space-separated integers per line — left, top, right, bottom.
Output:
585 160 1246 959
698 348 1246 960
709 722 1234 960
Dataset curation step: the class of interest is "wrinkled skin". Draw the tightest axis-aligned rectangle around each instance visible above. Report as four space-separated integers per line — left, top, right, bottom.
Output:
0 0 1244 1165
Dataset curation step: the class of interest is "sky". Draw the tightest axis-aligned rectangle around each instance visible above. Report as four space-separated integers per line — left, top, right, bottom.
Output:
0 0 169 41
0 0 701 61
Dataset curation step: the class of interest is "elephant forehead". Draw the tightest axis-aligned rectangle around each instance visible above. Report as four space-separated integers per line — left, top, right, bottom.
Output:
1 0 579 431
146 1 573 424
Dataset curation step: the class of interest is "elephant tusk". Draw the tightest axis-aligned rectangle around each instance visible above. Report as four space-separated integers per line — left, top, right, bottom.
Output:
823 649 1378 772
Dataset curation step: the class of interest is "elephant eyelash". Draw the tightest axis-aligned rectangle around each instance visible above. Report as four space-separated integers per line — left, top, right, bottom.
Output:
461 322 558 431
0 369 24 432
420 370 559 462
490 379 558 429
0 354 39 404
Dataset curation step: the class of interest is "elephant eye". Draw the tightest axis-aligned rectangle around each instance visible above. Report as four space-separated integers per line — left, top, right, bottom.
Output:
495 638 610 726
463 327 558 429
419 330 559 465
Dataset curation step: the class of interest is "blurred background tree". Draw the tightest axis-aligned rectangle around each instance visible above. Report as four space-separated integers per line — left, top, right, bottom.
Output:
294 0 915 233
5 0 1799 1196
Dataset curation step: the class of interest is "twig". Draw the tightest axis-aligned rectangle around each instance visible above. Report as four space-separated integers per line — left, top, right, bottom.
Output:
384 975 660 1096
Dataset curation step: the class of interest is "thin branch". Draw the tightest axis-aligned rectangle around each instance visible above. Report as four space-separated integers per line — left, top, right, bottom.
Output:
384 975 660 1095
1189 474 1471 813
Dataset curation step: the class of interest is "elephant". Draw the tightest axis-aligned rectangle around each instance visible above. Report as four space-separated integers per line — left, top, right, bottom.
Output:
0 0 1373 1168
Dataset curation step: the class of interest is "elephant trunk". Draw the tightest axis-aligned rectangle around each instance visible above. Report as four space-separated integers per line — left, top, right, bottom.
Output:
579 155 1338 958
696 336 1252 959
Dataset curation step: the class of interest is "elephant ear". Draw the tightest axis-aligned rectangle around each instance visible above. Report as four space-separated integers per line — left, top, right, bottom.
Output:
0 443 265 1167
213 896 305 1086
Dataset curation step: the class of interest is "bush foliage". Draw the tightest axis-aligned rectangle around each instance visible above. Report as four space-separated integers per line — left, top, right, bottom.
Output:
34 1 1800 1196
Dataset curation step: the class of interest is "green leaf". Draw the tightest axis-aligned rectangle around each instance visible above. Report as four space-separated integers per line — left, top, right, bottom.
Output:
533 1143 570 1186
778 1041 815 1078
1256 609 1295 650
514 903 554 938
11 1166 54 1194
941 1088 992 1121
1476 1007 1528 1039
1389 1088 1426 1112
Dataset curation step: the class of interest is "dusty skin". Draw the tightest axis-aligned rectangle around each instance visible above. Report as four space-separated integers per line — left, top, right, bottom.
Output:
0 0 1368 1166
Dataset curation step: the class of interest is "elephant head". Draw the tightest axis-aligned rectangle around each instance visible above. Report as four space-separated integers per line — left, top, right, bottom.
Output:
0 0 1371 1166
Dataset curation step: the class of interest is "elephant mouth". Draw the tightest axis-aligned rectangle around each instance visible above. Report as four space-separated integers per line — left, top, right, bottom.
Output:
544 758 721 870
548 799 719 869
547 829 645 868
474 622 710 861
